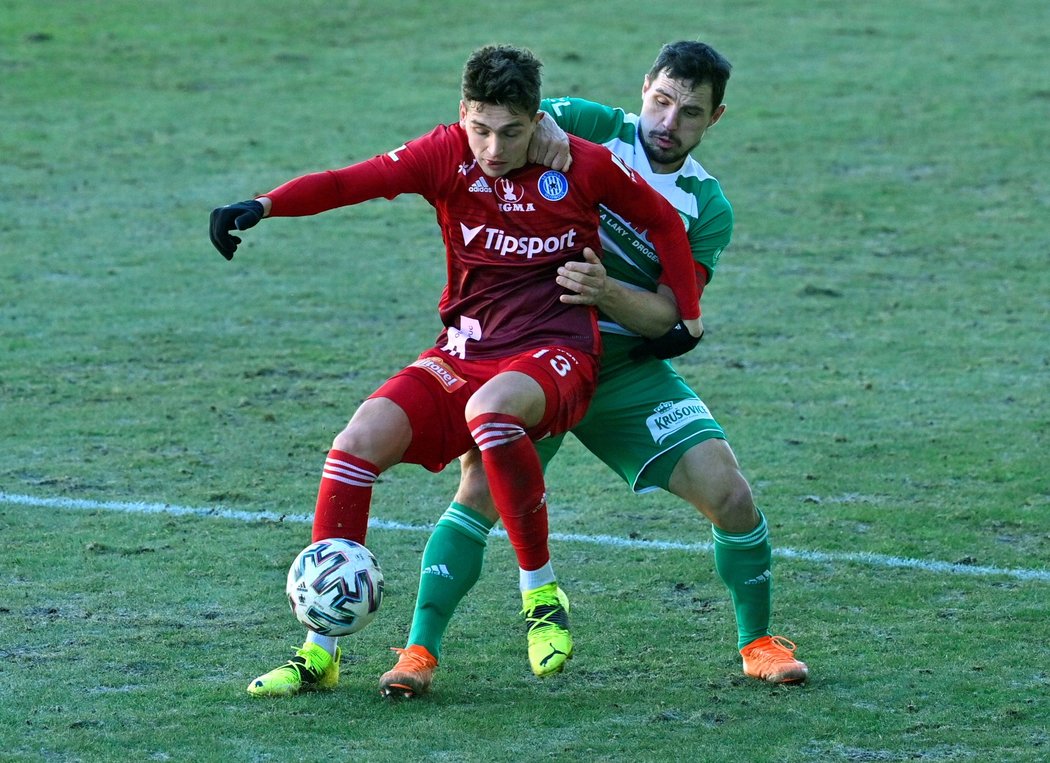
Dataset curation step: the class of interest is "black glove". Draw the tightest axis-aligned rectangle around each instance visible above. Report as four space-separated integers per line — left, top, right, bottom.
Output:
628 322 704 361
209 199 264 260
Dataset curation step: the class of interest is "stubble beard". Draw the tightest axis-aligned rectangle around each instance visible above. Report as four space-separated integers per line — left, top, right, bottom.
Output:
641 131 696 169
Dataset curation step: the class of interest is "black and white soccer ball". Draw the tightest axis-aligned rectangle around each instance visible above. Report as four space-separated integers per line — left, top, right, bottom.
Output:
286 538 384 636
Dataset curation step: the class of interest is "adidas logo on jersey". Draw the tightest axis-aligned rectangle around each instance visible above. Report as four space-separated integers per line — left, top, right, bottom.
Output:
468 177 492 193
422 563 454 579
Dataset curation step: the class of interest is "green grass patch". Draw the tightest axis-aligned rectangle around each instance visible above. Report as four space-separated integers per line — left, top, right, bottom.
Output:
2 0 1047 760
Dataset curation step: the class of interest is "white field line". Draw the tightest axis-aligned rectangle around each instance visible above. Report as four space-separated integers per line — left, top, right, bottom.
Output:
3 491 1048 583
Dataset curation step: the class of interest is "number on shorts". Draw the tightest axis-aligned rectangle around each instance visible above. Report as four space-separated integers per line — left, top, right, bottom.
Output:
532 348 572 377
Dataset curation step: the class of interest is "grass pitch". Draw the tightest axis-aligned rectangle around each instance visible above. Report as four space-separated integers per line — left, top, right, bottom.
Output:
2 1 1048 761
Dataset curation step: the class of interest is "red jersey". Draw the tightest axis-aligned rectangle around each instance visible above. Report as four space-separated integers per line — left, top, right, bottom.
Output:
264 123 699 360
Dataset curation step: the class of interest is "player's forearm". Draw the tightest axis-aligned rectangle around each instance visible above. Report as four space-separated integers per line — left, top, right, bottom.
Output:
264 158 392 217
598 281 681 339
647 221 700 326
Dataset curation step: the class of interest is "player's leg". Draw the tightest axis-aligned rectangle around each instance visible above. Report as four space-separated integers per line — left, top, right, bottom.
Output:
380 450 497 697
465 350 594 579
569 339 806 683
665 441 807 683
407 450 498 659
252 361 470 698
665 440 770 644
383 433 570 696
248 397 415 697
406 441 572 659
464 348 596 676
312 397 412 544
465 369 550 578
466 371 572 676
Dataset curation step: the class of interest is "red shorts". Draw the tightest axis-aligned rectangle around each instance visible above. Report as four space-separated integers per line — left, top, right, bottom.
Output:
369 346 598 472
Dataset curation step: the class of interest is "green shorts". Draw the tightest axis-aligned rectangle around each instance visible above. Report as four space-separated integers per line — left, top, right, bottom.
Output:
536 333 726 493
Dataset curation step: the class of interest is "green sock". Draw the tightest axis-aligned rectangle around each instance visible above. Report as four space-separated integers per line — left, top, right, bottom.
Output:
711 510 772 649
405 502 494 659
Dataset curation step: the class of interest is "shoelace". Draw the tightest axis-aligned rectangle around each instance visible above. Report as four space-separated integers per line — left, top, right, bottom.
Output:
751 636 798 662
523 602 567 632
389 647 433 671
285 647 330 684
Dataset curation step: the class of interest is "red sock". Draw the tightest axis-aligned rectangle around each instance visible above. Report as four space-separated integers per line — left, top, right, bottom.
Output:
311 449 378 544
468 413 550 570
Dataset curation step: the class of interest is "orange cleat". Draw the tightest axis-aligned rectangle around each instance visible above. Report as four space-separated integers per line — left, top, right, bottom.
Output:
379 645 439 698
740 635 809 684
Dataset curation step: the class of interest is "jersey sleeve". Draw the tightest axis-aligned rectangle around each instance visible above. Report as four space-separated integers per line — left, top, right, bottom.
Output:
540 97 633 145
689 180 733 283
264 126 450 217
583 145 700 321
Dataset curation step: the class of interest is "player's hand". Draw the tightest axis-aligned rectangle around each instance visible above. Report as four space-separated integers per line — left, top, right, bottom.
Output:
209 199 264 260
527 112 572 172
557 247 607 304
629 320 705 361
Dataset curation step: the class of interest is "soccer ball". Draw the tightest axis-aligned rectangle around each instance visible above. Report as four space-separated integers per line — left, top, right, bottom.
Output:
285 538 384 636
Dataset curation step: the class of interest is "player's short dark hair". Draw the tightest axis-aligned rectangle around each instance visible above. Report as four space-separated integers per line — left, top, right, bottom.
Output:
647 41 732 110
462 45 543 116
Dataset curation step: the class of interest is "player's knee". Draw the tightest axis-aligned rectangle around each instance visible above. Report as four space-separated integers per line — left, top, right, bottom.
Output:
465 372 544 425
708 475 757 532
465 390 515 422
671 442 758 532
331 422 363 453
689 459 758 532
332 399 411 469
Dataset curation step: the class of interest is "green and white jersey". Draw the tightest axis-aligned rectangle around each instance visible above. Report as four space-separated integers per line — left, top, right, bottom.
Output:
541 97 733 337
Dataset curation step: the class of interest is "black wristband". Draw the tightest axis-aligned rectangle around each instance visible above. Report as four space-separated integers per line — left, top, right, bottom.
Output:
628 322 703 361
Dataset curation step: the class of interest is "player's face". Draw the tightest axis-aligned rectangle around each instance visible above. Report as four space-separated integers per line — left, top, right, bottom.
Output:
459 101 542 177
638 71 725 174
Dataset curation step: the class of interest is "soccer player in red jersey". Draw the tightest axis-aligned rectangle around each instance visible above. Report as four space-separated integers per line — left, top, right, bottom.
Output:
382 42 808 698
209 45 702 696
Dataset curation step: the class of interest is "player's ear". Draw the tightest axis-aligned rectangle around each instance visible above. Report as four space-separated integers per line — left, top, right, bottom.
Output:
709 103 726 127
458 100 468 126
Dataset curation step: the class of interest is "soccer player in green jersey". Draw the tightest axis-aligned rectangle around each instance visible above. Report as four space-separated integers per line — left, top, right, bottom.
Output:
380 41 808 698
